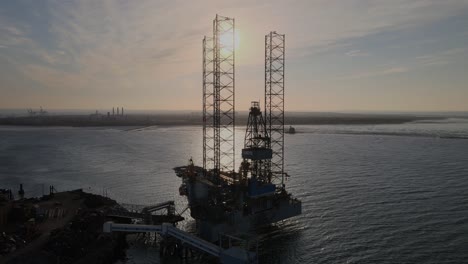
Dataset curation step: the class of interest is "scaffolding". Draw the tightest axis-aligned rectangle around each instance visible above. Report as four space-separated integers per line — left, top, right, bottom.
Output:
265 31 286 188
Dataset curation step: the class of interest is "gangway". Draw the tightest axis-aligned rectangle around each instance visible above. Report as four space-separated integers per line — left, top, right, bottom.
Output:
103 222 257 263
107 210 147 219
142 200 175 214
104 222 162 233
163 223 221 257
106 200 183 224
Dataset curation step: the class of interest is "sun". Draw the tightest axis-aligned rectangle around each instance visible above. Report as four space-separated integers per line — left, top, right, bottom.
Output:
219 30 240 51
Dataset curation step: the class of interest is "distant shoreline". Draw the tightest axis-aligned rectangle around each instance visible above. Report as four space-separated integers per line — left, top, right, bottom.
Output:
0 113 461 127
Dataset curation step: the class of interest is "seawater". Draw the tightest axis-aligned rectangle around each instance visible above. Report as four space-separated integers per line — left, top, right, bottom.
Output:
1 119 467 263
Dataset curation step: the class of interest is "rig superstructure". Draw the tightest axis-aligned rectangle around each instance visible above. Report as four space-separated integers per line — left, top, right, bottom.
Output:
175 15 301 242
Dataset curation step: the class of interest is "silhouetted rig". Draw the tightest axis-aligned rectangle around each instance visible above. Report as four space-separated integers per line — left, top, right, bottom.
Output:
175 15 301 243
102 15 300 264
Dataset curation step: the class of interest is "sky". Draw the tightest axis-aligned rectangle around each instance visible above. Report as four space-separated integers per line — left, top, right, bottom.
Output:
1 0 468 112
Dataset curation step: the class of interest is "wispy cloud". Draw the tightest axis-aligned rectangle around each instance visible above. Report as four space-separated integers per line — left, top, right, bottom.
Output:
343 46 467 80
0 23 31 47
345 50 369 57
342 66 409 80
0 0 467 109
415 55 450 66
383 67 409 74
415 47 467 67
285 0 468 57
3 26 23 36
1 1 211 98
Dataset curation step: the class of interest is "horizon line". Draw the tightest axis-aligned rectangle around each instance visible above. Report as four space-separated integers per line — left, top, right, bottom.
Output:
1 108 468 114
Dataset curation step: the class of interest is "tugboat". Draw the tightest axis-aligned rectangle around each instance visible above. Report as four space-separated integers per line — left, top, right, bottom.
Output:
288 125 296 134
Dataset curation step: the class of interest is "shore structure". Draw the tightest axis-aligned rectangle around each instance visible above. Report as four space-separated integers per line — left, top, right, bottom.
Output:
0 188 127 264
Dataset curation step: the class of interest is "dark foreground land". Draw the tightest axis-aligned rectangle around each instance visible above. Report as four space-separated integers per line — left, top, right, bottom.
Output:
0 190 127 264
0 112 457 127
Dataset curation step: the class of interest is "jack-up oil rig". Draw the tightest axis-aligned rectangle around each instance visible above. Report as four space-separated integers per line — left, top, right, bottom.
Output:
103 15 300 263
175 15 302 242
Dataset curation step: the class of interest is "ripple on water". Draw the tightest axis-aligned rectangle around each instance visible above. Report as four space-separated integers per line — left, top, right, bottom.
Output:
1 125 468 263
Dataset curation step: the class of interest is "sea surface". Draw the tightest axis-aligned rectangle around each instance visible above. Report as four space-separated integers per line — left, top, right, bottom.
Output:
1 118 468 263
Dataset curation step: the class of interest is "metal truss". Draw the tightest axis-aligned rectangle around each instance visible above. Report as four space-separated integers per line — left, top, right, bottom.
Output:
265 31 285 187
213 15 235 174
243 101 270 182
203 15 236 175
244 102 268 150
203 36 215 172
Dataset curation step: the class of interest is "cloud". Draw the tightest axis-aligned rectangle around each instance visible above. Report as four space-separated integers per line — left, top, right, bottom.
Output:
282 0 468 57
0 23 32 47
415 48 467 67
342 66 409 80
0 0 467 109
343 46 467 81
3 26 23 36
2 1 210 97
415 55 449 66
345 50 369 57
382 67 409 74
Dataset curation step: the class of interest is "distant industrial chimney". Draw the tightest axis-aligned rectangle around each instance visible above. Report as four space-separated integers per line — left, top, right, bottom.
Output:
18 184 25 199
121 107 124 116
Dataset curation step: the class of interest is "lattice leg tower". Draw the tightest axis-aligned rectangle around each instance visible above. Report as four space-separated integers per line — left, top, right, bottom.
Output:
213 15 236 175
203 36 215 173
265 31 285 188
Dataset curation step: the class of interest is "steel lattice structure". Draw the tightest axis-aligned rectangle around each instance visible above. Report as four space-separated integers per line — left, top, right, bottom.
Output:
203 15 236 175
265 31 285 187
243 101 271 182
203 36 215 171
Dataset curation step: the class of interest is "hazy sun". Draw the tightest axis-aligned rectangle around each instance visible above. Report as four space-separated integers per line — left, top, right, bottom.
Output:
219 30 240 51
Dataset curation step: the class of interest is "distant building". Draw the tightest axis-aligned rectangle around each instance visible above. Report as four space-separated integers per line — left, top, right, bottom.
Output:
0 189 13 201
110 106 125 118
89 110 103 119
27 107 48 117
0 189 13 227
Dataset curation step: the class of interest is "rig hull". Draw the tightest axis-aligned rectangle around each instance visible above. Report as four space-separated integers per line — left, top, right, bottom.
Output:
175 166 302 242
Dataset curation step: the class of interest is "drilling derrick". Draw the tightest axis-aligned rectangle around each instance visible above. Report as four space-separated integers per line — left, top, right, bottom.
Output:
241 102 272 183
265 31 286 189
